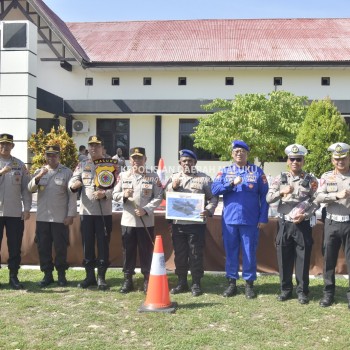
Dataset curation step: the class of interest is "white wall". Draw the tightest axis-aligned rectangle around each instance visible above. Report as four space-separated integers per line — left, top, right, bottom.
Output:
36 64 350 101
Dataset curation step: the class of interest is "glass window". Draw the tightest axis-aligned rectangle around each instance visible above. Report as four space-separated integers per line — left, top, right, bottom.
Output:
179 119 219 160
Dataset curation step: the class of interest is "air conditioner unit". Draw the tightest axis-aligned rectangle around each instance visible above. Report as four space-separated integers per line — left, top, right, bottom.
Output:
73 120 89 133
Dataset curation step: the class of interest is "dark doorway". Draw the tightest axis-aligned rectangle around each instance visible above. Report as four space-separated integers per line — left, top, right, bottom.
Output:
97 119 130 158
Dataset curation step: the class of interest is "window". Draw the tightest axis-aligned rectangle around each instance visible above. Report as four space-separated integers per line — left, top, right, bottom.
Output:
274 77 282 86
85 78 93 86
143 77 152 85
178 77 187 85
321 77 330 86
112 77 120 86
97 119 130 158
3 22 27 48
179 119 219 160
225 77 234 85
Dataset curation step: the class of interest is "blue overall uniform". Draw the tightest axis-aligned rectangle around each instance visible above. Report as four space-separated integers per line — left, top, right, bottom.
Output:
212 163 269 281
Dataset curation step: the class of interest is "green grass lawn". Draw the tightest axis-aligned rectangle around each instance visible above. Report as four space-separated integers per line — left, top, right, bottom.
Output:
0 269 349 350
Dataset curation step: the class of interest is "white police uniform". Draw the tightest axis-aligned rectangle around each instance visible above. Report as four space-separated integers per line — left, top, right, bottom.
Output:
28 161 77 275
316 142 350 307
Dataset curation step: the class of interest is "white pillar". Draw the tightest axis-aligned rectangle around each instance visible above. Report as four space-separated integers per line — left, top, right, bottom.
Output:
0 20 37 164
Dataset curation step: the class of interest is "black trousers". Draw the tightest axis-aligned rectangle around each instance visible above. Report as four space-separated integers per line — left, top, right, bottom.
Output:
171 224 206 281
276 219 313 295
121 226 154 276
80 215 112 268
323 218 350 297
0 217 24 271
36 221 69 272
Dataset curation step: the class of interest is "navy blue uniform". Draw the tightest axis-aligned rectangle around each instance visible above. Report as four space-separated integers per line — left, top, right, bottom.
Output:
212 163 269 281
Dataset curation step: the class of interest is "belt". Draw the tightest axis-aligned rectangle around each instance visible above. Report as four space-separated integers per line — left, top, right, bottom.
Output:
278 213 310 222
326 213 350 222
278 213 294 222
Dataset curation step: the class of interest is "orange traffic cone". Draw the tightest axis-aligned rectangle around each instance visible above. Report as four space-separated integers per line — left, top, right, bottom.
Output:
139 235 177 313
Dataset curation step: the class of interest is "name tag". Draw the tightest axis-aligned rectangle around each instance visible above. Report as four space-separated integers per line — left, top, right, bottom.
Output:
247 174 257 183
326 182 338 192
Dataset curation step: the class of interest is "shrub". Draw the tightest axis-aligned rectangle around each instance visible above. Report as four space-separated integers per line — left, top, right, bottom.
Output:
28 126 78 173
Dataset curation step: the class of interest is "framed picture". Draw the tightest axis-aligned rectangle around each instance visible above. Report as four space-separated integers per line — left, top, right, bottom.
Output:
166 192 205 222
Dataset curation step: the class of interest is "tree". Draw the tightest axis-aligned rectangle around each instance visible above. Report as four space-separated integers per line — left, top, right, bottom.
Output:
296 98 350 178
28 126 78 173
193 91 308 167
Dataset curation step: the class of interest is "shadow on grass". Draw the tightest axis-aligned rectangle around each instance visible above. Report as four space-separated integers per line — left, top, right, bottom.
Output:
177 302 222 310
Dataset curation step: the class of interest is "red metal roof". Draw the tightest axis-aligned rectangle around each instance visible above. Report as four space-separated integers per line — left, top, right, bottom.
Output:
64 18 350 65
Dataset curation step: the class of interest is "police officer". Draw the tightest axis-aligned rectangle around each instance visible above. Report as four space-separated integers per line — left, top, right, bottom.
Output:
0 133 32 289
166 149 218 296
212 140 269 298
266 144 319 304
28 145 77 287
316 142 350 308
69 136 115 290
112 147 163 294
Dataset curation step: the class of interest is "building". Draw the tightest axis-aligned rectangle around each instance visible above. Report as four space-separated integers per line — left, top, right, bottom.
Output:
1 0 350 176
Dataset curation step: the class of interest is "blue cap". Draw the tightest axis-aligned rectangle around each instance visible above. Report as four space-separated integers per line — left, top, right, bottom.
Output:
232 140 250 152
179 149 197 160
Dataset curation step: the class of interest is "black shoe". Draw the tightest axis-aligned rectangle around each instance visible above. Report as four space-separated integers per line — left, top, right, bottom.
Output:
119 279 134 294
97 276 109 291
245 282 256 299
297 292 309 305
57 271 68 287
77 278 97 289
170 283 189 295
9 275 24 290
223 283 237 297
39 273 54 288
191 283 202 297
143 279 149 294
319 294 334 307
277 291 292 302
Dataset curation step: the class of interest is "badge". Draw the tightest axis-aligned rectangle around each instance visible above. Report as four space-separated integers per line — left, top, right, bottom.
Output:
215 171 223 180
93 159 119 189
142 189 152 197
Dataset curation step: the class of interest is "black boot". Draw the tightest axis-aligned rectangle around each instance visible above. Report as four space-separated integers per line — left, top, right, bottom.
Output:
170 275 189 295
223 278 237 297
277 290 293 302
319 293 334 307
191 278 202 297
78 268 97 289
97 267 109 291
119 274 134 294
143 274 150 294
245 280 256 299
39 271 54 288
9 270 24 290
57 269 68 287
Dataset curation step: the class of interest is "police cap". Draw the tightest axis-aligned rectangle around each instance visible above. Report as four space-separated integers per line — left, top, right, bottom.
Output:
45 145 60 154
88 135 103 144
327 142 350 159
130 147 146 157
232 140 250 152
285 144 308 157
179 149 197 160
0 133 14 143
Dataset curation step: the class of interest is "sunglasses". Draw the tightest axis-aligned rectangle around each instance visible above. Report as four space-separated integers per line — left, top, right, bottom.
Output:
289 158 302 162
